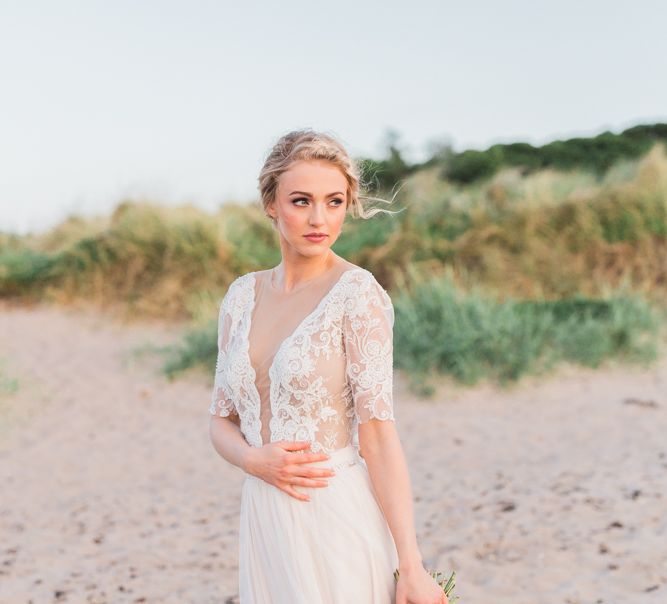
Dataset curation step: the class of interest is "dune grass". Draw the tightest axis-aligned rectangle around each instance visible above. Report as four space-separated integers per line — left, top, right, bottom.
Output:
2 135 667 394
391 268 662 395
160 266 663 396
2 143 666 316
162 317 218 379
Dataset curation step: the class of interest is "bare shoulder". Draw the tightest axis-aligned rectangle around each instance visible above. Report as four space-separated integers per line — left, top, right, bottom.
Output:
340 260 372 280
339 258 361 271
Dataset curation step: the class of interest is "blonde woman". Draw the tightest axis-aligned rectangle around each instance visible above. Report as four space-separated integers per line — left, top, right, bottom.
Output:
209 129 446 604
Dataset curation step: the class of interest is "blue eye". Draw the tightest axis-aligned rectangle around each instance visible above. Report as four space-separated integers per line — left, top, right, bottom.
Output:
292 198 344 206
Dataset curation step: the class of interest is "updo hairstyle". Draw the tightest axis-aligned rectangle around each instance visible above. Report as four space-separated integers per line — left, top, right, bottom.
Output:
258 128 399 227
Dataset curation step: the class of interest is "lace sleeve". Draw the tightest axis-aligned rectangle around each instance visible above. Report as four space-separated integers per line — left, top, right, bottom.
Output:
209 289 236 418
343 273 396 424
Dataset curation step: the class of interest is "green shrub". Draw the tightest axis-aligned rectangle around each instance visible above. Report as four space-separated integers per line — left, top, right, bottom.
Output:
0 249 56 295
392 273 661 392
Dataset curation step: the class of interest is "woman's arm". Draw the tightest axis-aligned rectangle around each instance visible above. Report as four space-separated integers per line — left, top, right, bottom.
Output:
209 415 335 501
360 420 447 603
209 414 253 472
342 273 445 601
358 418 422 572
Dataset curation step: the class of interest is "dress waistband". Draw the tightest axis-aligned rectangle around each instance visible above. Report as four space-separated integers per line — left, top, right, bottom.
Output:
244 444 364 481
308 443 364 472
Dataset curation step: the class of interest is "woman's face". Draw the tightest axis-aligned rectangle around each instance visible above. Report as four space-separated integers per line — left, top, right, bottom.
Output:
268 159 348 257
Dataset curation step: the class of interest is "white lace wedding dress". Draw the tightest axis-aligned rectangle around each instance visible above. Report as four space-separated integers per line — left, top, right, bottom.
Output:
209 261 399 603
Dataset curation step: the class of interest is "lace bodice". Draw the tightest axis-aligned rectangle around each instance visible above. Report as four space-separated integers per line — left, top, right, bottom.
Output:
209 265 396 455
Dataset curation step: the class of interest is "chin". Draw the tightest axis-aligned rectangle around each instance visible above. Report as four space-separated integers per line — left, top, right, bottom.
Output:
298 241 332 255
304 245 331 256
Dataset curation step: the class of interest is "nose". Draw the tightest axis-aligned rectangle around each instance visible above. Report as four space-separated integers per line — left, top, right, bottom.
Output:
308 202 326 226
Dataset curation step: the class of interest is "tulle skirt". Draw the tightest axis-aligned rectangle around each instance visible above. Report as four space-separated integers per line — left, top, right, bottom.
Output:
238 444 399 603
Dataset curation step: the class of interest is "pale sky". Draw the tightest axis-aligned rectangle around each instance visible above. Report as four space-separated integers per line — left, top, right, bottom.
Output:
1 0 666 235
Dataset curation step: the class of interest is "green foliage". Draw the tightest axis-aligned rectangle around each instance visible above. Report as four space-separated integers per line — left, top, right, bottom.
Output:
163 268 662 398
0 124 664 399
437 123 667 184
497 142 542 171
331 209 399 258
595 192 667 242
357 129 416 194
443 147 503 184
162 318 218 378
0 201 240 318
220 205 281 272
0 249 56 295
392 272 661 392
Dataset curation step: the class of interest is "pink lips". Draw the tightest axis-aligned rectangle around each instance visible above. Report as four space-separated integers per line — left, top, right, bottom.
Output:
304 234 328 242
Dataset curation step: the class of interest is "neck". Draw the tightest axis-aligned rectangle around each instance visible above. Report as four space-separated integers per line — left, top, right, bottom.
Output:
272 250 336 292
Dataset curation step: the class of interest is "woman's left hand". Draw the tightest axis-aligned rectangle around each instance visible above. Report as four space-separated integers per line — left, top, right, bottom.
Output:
395 564 448 604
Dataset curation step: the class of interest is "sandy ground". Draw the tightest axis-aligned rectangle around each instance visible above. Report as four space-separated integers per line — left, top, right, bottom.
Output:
1 301 666 604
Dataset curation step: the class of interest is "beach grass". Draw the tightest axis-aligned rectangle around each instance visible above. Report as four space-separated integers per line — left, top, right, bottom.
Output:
2 137 666 394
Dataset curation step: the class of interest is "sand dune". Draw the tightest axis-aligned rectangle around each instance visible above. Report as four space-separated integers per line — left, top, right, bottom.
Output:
1 301 666 603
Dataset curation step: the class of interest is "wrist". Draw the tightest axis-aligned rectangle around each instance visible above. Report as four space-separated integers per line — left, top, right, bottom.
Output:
241 446 256 474
398 556 424 575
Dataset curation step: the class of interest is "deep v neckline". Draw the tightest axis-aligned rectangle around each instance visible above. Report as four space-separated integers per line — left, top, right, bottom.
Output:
243 266 363 445
248 266 362 366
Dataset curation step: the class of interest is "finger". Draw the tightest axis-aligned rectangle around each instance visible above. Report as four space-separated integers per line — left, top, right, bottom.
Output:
282 485 310 502
290 452 331 464
290 476 329 488
281 440 312 451
309 453 331 462
295 465 336 478
285 452 330 466
283 462 332 478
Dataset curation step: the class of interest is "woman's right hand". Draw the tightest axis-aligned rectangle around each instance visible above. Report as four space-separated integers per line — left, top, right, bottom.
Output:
245 440 336 502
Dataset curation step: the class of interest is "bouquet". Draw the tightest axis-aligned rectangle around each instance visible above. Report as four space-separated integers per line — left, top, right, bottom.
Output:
393 568 459 602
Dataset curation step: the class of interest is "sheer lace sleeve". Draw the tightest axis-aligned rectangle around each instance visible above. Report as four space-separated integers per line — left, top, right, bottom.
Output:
209 287 237 418
343 273 396 424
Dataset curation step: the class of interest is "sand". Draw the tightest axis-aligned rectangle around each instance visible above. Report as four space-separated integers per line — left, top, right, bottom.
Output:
1 301 666 604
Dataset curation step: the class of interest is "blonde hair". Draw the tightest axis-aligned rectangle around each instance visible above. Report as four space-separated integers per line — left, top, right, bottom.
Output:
258 128 401 225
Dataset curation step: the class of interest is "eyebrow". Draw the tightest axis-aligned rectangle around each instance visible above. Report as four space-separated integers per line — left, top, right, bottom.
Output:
289 190 345 197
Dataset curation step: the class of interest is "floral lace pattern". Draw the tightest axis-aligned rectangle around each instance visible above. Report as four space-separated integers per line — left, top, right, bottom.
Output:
210 267 395 454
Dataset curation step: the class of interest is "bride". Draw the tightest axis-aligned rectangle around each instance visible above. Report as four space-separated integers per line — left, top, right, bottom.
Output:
208 128 447 604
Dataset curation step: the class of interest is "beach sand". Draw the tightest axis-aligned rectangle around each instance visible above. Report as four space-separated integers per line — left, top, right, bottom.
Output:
1 301 666 604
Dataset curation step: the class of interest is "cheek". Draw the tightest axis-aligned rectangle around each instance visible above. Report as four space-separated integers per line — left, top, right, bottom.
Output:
332 208 347 230
281 206 303 230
